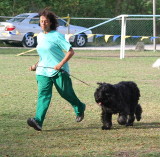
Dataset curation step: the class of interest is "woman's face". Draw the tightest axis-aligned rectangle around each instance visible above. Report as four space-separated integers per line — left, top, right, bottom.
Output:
40 16 52 33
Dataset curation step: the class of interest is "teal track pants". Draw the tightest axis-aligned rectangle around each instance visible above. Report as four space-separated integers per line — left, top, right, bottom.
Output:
34 71 86 127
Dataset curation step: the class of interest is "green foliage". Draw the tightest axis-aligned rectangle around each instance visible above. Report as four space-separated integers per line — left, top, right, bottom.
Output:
0 0 159 17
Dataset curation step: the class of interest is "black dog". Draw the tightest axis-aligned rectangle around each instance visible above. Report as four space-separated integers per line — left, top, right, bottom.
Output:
94 81 142 130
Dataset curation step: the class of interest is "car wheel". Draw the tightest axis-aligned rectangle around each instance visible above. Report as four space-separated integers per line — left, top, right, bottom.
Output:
22 33 37 47
73 34 87 47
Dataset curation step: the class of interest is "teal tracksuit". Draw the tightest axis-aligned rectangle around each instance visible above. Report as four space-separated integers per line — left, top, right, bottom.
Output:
35 71 85 127
34 31 85 127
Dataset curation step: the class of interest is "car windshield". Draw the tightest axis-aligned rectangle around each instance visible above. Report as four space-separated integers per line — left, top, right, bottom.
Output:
7 14 29 23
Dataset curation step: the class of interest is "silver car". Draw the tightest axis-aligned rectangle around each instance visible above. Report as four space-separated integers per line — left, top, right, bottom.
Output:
0 13 93 47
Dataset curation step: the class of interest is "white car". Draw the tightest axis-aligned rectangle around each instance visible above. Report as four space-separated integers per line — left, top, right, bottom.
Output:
0 13 93 47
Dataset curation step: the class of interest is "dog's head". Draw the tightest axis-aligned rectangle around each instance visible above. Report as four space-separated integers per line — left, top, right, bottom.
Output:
94 82 116 107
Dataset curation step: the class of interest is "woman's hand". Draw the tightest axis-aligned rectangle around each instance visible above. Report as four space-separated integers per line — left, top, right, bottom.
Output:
54 63 63 71
29 64 37 71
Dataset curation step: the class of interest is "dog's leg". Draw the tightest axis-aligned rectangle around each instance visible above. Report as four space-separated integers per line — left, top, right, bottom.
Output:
135 104 142 121
126 103 141 126
117 114 127 125
126 114 135 126
101 111 112 130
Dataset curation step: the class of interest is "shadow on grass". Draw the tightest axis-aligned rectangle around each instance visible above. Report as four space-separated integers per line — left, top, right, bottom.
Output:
43 122 160 132
43 126 100 132
114 122 160 130
132 122 160 129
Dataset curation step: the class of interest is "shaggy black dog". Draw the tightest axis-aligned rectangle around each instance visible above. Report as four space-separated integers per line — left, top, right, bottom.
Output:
94 81 142 130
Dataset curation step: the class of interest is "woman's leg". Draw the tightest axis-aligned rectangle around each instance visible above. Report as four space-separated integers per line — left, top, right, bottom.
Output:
34 75 53 127
53 71 86 117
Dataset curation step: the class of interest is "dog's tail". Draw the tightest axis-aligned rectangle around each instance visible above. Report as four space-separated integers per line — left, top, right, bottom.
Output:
135 104 142 121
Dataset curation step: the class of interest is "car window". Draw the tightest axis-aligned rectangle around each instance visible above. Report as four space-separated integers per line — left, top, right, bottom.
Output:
29 17 66 26
58 19 66 26
29 16 39 24
8 14 29 22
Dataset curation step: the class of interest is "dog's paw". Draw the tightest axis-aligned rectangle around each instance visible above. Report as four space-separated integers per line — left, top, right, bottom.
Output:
102 126 111 130
126 123 133 127
136 116 141 121
117 115 127 125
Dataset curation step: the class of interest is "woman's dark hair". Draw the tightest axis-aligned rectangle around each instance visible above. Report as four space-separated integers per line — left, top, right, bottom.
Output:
39 8 58 30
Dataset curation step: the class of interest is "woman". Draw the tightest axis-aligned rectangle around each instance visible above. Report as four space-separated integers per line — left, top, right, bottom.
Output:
27 9 86 131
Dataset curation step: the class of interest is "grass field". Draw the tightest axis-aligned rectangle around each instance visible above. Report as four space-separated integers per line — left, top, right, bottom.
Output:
0 48 160 157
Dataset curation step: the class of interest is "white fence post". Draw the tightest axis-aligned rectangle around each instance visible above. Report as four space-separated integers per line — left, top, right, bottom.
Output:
153 0 156 51
120 15 127 59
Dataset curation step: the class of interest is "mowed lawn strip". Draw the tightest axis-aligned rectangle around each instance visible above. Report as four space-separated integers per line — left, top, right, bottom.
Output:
0 48 160 157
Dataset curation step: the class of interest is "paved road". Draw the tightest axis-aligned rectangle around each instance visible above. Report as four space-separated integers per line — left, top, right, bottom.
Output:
74 44 160 51
1 44 160 51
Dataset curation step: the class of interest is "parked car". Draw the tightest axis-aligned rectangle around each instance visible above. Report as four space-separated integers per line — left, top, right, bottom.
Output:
0 13 93 47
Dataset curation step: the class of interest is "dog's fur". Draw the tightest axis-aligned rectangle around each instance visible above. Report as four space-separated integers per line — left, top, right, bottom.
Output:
94 81 142 130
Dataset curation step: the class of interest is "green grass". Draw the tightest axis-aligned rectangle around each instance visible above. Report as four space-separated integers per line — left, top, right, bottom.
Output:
0 48 160 157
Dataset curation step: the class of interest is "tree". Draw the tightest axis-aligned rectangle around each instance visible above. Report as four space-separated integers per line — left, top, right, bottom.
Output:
0 0 159 18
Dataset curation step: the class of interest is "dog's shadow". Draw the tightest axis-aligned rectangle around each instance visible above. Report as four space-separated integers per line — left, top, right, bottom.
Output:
131 122 160 129
112 122 160 130
43 122 160 132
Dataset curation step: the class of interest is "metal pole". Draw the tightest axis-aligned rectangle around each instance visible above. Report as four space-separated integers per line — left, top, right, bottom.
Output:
67 14 70 34
153 0 156 51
